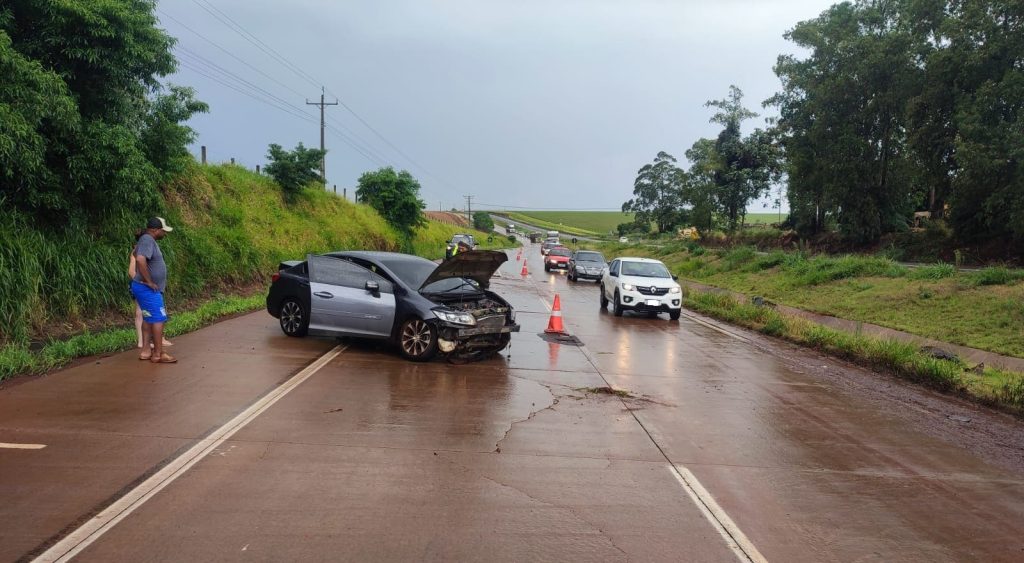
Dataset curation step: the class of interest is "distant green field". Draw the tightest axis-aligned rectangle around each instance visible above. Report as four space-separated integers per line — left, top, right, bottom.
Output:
745 213 787 225
508 211 634 235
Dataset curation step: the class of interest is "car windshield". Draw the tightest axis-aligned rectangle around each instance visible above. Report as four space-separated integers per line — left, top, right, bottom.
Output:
452 235 472 245
549 248 570 257
575 252 604 263
621 261 672 278
379 257 478 293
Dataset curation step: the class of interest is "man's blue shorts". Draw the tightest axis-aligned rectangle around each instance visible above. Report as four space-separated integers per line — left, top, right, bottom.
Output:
131 281 168 323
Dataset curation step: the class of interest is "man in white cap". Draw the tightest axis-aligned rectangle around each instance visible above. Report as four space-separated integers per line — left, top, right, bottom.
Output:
131 217 176 364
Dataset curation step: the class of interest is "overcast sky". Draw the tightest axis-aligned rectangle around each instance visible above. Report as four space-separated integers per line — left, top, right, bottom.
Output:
160 0 836 213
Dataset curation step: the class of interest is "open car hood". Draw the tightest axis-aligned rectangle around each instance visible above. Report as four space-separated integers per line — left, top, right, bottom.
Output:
420 250 508 290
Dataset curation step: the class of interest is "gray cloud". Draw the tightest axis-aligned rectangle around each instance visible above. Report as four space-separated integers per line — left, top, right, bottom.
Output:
164 0 834 212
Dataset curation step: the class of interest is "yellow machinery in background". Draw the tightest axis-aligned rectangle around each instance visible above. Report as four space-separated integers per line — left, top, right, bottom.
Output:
678 226 700 240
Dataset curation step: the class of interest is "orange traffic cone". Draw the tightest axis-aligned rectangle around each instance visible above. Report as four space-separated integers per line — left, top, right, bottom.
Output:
545 294 567 334
521 262 529 276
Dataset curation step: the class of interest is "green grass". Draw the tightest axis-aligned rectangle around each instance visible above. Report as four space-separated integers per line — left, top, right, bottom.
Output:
683 290 1024 412
743 213 787 225
0 163 519 379
584 241 1024 358
0 293 264 380
507 212 634 237
409 221 517 261
499 211 602 238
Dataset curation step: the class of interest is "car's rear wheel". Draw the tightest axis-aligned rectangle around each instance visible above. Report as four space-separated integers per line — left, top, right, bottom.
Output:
399 318 438 362
600 285 609 308
613 291 624 317
279 298 308 337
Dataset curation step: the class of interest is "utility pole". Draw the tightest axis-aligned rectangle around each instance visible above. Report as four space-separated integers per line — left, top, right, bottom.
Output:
306 87 338 184
464 195 475 227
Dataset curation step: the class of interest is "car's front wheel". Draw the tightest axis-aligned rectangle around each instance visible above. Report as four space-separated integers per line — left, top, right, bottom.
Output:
600 284 609 308
279 298 308 337
398 318 438 362
613 291 624 317
669 310 681 321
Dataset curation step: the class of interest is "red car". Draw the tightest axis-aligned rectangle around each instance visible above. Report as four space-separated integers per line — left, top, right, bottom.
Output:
544 247 571 272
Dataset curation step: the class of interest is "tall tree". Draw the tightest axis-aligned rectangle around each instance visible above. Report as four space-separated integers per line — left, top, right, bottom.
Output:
623 151 686 234
769 1 922 243
0 0 199 227
682 138 721 233
356 167 427 236
705 86 778 232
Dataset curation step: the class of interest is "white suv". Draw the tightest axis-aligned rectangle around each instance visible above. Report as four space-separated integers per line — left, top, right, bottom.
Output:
600 257 682 320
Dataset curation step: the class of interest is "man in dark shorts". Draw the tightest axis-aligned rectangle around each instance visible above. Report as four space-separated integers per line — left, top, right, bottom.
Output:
131 217 176 364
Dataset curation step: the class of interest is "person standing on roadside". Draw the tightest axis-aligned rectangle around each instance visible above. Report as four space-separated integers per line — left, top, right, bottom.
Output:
131 217 176 364
129 229 172 350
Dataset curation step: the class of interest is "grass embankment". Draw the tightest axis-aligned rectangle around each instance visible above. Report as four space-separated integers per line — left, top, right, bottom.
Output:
589 241 1024 358
0 164 512 381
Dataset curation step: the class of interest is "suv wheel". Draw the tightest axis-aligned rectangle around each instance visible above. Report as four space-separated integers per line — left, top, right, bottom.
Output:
398 318 438 362
613 291 624 317
669 310 681 321
279 298 308 337
600 284 609 308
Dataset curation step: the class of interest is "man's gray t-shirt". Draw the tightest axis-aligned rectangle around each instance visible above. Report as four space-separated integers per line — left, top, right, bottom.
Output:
133 234 167 292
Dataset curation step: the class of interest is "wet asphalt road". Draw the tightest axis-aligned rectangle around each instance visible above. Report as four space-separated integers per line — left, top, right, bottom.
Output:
2 244 1024 562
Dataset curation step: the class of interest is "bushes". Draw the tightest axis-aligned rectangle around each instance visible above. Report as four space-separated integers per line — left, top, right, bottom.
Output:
2 164 509 345
964 267 1024 287
783 254 907 285
908 263 957 280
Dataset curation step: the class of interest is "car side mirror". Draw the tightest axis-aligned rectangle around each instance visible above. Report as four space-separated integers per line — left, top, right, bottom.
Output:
672 275 679 281
365 280 380 296
609 271 618 278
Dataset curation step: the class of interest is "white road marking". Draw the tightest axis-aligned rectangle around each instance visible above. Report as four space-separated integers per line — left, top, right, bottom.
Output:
531 287 766 562
669 465 767 563
0 442 47 450
33 344 347 563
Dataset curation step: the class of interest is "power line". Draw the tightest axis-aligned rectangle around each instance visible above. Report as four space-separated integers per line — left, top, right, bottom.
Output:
190 0 321 89
176 1 466 205
156 9 307 100
188 1 464 198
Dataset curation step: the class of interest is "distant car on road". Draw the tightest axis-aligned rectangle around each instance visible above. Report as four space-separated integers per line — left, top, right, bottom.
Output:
599 257 681 320
618 236 629 243
267 250 520 361
445 234 477 259
544 247 571 272
568 250 606 282
541 240 560 255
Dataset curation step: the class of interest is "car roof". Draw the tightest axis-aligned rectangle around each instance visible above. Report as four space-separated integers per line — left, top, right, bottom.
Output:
614 257 665 264
326 251 433 264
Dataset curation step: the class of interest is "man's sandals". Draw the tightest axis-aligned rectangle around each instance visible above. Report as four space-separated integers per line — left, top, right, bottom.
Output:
139 352 177 363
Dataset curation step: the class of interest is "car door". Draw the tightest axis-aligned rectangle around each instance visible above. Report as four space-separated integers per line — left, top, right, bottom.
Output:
604 260 620 298
306 255 396 337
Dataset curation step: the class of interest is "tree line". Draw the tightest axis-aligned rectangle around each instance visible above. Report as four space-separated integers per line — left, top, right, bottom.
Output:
624 0 1023 252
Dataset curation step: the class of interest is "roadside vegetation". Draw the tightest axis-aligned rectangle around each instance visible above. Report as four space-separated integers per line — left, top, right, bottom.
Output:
505 211 634 236
591 241 1024 359
500 212 603 238
0 164 508 381
682 290 1024 414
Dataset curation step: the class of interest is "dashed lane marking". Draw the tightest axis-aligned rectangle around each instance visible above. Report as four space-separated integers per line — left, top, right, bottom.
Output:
0 443 47 450
33 344 347 563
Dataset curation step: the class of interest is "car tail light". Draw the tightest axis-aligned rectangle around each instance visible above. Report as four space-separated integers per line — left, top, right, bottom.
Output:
271 272 280 283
